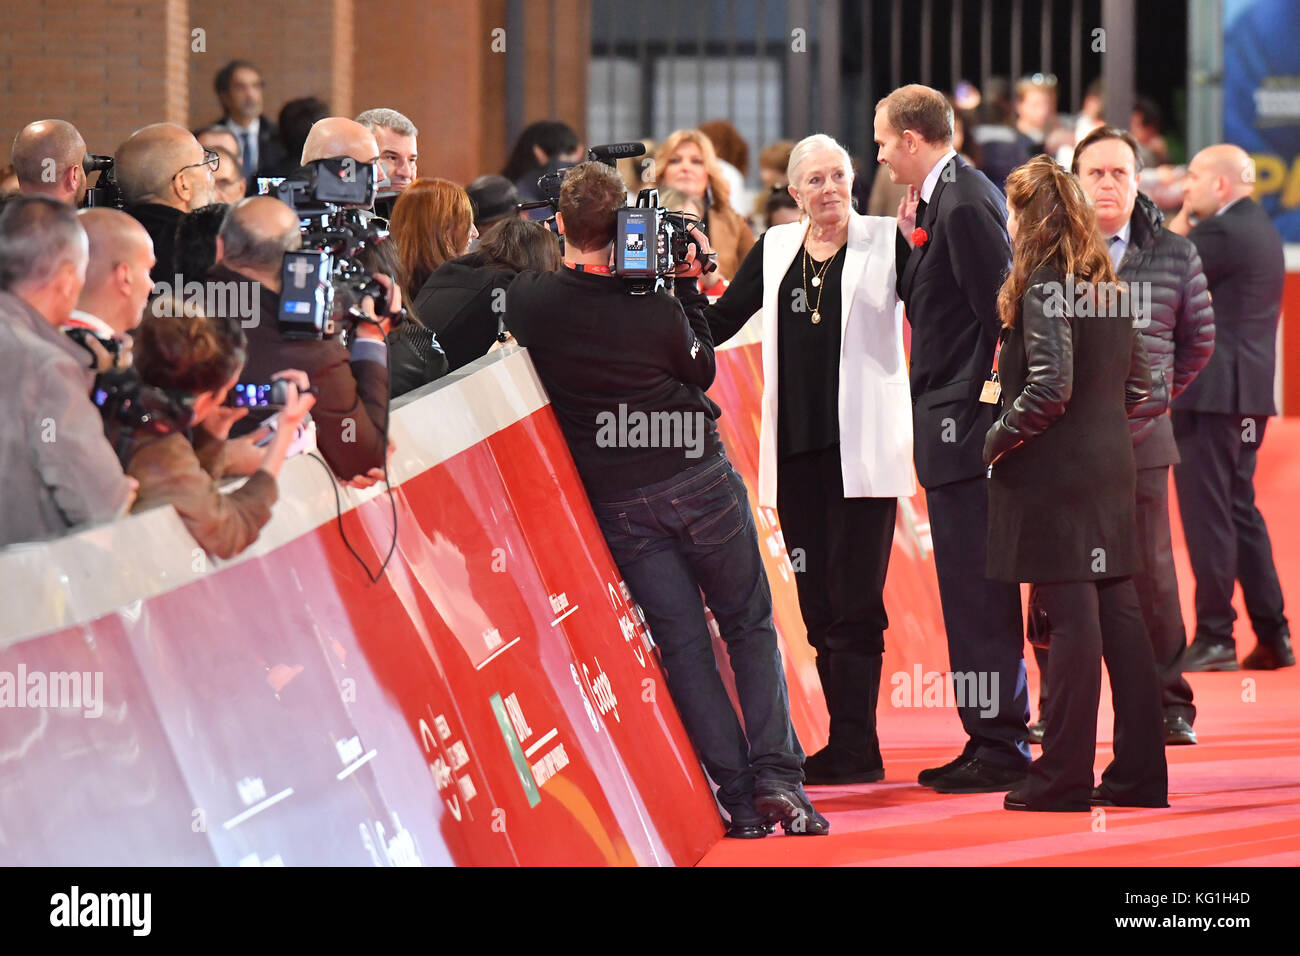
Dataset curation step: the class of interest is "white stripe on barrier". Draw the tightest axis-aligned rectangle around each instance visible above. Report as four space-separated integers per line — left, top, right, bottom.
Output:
0 347 550 646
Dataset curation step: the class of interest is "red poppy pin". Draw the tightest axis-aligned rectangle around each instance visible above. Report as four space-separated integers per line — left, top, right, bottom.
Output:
912 227 929 248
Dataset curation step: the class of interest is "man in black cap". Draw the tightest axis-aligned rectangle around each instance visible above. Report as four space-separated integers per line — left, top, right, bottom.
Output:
466 175 523 236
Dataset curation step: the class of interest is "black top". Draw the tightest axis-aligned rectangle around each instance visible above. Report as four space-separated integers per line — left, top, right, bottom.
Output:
505 269 723 501
984 267 1151 584
127 203 183 283
1171 197 1285 417
704 233 843 459
413 256 519 372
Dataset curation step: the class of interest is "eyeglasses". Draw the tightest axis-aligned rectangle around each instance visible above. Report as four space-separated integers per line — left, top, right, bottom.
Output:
175 148 220 180
1024 72 1059 88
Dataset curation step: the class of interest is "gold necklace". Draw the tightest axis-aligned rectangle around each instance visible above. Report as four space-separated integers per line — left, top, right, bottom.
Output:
801 243 840 325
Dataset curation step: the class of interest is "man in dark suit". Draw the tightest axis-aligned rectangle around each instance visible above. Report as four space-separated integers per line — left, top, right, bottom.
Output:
875 85 1031 792
1168 144 1292 670
211 60 289 193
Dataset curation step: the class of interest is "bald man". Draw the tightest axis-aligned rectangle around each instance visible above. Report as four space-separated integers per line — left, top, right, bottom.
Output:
11 120 88 205
211 196 395 482
1167 145 1292 672
299 117 381 209
64 209 156 369
116 123 217 282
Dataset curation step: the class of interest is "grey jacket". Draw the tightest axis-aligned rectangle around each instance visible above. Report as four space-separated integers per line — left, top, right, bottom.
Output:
0 290 131 547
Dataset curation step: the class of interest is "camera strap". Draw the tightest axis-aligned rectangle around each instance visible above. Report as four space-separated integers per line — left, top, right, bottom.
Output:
565 262 612 275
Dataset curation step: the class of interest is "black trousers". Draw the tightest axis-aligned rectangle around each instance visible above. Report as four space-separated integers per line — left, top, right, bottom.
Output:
776 446 896 657
1035 465 1196 723
1172 411 1289 647
927 475 1031 770
1022 577 1167 808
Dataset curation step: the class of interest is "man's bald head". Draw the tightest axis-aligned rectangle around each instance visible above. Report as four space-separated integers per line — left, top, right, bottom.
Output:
217 196 301 286
1183 142 1256 219
300 117 379 166
115 123 215 211
11 120 87 204
76 208 156 334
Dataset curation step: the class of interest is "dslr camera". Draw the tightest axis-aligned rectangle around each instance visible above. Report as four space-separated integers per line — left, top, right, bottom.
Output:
272 157 402 339
535 144 715 294
91 368 193 468
80 154 124 210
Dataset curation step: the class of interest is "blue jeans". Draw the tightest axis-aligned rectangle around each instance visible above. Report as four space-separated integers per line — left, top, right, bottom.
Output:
590 454 804 824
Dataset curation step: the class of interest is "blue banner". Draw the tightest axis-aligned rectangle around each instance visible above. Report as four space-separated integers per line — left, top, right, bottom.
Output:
1224 0 1300 241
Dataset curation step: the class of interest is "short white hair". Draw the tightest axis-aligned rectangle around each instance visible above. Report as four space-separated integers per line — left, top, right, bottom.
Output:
355 108 418 138
787 133 853 188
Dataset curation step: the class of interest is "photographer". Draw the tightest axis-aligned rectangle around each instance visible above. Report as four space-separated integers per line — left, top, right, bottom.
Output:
122 304 313 559
0 196 134 547
211 196 396 484
11 120 87 206
61 209 155 373
116 124 218 281
505 161 825 840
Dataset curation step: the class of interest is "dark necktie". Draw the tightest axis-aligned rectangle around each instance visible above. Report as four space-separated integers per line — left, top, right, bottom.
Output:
240 131 254 175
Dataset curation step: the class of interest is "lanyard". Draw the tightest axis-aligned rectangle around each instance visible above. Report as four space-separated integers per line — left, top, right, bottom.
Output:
565 262 613 275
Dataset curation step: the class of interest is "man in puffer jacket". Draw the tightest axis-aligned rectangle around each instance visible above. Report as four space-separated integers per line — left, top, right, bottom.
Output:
1027 127 1214 746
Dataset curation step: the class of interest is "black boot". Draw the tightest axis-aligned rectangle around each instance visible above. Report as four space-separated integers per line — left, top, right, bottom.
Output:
803 651 885 785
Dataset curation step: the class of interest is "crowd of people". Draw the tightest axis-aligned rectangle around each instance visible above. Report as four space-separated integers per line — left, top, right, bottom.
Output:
0 60 1291 835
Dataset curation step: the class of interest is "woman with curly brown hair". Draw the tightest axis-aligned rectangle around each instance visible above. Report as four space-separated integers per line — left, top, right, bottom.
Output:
653 129 754 285
985 155 1167 812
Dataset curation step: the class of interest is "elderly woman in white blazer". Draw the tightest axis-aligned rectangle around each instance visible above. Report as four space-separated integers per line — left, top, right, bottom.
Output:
704 132 914 786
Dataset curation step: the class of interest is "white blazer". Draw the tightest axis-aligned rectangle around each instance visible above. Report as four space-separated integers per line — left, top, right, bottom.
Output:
756 213 915 508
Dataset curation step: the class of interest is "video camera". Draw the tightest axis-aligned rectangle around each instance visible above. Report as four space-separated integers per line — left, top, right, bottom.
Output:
532 143 714 294
273 157 402 339
91 368 193 468
81 154 124 209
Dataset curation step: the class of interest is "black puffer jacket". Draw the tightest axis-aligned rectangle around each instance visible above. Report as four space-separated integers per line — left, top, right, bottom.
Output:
1120 192 1214 453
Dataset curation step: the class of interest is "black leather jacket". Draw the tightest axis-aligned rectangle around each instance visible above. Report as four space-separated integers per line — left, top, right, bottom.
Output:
983 278 1152 466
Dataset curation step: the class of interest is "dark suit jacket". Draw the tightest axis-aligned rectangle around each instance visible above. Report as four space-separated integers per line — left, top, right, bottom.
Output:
1171 197 1284 416
127 203 184 283
211 264 389 480
897 156 1011 489
214 114 289 189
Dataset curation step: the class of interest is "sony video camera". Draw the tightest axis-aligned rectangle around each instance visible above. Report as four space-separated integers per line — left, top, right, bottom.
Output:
273 157 401 340
535 143 714 294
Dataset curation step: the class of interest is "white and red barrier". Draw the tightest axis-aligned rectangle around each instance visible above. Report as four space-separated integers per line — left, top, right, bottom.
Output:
0 334 952 866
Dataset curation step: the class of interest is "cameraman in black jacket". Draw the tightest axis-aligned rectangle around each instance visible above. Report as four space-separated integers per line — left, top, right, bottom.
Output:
506 161 825 839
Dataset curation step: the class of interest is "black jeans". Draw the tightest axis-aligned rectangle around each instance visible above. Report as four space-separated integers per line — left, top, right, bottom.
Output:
1172 411 1289 647
1024 577 1168 808
590 454 803 825
1037 465 1197 723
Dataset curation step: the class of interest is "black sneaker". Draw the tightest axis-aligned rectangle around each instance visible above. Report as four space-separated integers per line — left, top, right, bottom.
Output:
918 754 971 787
931 758 1027 794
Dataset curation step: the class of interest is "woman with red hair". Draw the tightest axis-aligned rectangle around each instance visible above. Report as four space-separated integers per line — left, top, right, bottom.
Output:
389 178 479 296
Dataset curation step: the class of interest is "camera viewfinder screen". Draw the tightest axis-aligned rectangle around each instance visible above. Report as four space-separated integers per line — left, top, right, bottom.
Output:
623 221 649 270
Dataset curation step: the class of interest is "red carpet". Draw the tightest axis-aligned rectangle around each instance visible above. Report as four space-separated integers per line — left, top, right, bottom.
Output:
700 419 1300 867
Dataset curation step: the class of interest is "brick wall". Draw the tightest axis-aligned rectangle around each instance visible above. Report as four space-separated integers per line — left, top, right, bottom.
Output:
0 0 587 185
0 0 189 157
